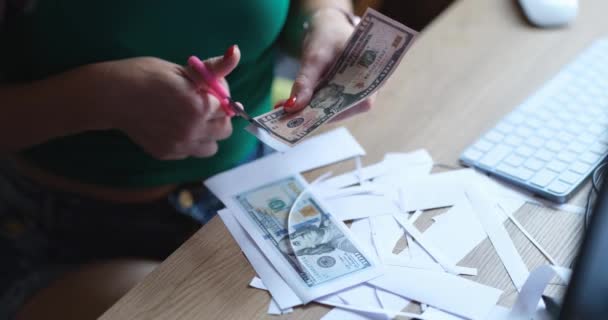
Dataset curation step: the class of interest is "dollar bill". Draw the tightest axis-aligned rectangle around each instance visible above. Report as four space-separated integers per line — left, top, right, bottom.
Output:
234 176 378 295
247 8 418 149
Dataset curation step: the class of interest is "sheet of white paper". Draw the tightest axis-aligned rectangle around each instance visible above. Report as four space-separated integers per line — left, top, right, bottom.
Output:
218 209 303 309
466 186 529 291
388 169 475 212
349 218 379 261
207 127 365 194
245 124 292 152
321 149 433 190
376 288 411 318
249 277 266 290
267 298 294 315
325 195 401 221
393 214 459 274
212 174 382 303
369 266 502 320
369 215 404 262
317 298 431 320
423 201 487 263
321 308 377 320
420 307 465 320
338 284 383 309
509 265 571 320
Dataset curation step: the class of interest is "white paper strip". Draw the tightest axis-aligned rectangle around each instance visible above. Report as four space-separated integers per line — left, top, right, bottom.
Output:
393 214 459 274
369 266 502 320
325 195 401 221
207 127 365 193
509 265 571 320
218 209 303 309
465 186 529 291
320 150 433 190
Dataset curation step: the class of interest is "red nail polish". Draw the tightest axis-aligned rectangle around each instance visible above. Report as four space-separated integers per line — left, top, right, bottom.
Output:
224 45 236 59
273 101 283 109
284 96 297 109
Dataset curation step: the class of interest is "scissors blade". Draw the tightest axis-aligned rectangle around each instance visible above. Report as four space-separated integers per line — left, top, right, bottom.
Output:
226 98 271 133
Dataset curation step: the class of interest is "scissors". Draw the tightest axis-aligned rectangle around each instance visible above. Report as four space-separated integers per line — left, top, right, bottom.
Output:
187 55 266 131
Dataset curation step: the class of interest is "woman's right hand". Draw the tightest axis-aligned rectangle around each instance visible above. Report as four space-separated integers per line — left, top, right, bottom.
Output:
98 45 241 160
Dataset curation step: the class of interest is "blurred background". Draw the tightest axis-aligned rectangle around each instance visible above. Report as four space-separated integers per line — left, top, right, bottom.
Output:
354 0 455 31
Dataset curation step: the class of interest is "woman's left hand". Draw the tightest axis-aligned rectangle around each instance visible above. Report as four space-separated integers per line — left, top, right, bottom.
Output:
282 8 376 122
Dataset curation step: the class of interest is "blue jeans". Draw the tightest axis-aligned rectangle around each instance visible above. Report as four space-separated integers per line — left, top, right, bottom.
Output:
0 143 272 319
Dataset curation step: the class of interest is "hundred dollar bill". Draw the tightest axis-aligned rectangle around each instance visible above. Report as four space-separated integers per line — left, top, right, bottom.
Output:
233 175 381 302
247 8 418 150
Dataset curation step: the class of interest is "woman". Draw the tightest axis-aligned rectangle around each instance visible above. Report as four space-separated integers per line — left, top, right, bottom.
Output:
0 0 374 318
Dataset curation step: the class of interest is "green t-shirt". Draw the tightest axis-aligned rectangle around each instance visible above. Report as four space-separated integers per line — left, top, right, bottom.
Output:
1 0 290 187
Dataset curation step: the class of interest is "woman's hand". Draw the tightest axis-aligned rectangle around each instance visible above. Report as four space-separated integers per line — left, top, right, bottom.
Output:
284 9 376 122
100 46 241 160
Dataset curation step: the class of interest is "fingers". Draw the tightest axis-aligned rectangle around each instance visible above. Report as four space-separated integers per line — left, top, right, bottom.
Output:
329 97 374 123
205 45 241 78
183 45 241 92
288 46 337 112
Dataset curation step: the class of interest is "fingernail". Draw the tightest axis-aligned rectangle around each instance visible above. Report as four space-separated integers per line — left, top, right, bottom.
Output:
273 101 284 109
224 45 236 59
284 96 297 109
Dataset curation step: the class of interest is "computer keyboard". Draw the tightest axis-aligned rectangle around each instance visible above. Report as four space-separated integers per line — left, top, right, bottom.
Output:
460 39 608 203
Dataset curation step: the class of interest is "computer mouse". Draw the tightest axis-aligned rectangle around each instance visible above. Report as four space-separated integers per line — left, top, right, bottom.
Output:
518 0 578 28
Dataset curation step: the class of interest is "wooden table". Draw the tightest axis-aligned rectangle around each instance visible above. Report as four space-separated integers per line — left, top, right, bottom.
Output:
102 0 608 318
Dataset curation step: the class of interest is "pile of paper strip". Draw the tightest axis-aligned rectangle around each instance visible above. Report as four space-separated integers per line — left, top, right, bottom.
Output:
204 128 576 320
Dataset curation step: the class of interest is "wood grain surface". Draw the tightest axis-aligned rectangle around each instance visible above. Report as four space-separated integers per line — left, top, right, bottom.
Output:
101 0 608 318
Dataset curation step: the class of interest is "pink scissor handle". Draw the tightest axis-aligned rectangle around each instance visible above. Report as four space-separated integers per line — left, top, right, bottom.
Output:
187 55 235 117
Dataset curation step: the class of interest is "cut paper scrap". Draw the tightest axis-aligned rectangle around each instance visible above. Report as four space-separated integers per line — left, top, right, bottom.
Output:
249 277 294 315
393 214 460 275
423 201 488 263
369 215 406 263
466 186 530 291
206 127 365 195
320 149 433 190
499 206 559 266
218 209 302 309
369 266 502 320
325 194 401 221
509 265 571 320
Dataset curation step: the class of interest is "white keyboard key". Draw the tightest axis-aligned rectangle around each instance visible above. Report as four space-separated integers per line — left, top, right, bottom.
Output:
515 145 535 157
588 123 606 135
479 145 513 167
530 169 558 187
537 128 556 140
578 132 597 144
535 149 555 162
485 131 504 143
580 152 602 164
559 170 582 185
570 161 591 174
526 136 545 148
515 126 534 137
504 135 524 146
567 141 587 154
474 139 493 152
497 164 535 181
504 154 526 167
463 149 483 161
545 140 564 153
556 131 575 143
523 158 545 171
546 160 569 173
590 142 608 155
557 151 578 163
507 113 526 124
548 180 571 194
496 122 515 134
